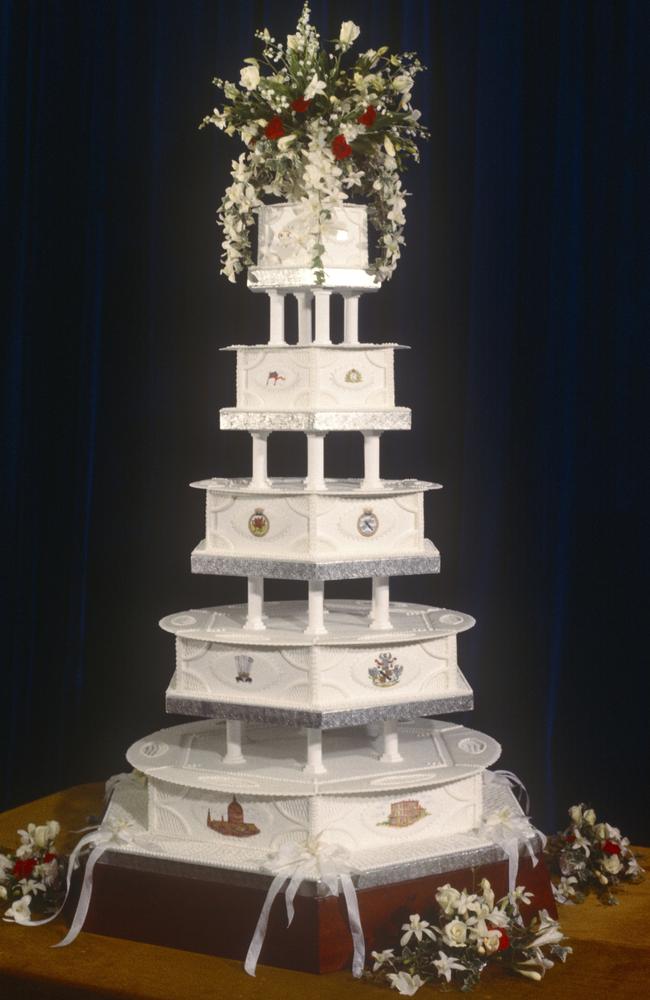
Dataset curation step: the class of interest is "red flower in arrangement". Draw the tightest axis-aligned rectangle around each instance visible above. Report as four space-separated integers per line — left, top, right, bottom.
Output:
13 857 37 879
602 840 622 855
43 852 57 863
357 105 377 127
331 134 353 160
497 929 510 951
564 833 575 843
264 116 285 140
291 96 311 113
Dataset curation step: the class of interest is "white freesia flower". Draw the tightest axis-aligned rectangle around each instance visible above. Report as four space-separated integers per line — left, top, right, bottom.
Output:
277 134 296 151
384 135 396 157
371 948 394 971
400 913 436 946
435 884 461 916
304 73 327 100
433 950 466 983
392 74 412 93
583 808 596 825
3 894 32 925
441 918 468 948
338 20 360 49
387 971 424 996
479 878 495 911
602 854 622 875
569 805 583 824
240 64 260 91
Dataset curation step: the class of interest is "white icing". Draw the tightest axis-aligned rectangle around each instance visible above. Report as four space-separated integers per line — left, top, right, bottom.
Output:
257 204 369 269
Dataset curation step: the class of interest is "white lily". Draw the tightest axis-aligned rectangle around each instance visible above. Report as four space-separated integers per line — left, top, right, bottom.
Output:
3 894 32 925
433 950 466 982
304 74 327 101
371 948 394 971
400 913 436 946
387 971 424 996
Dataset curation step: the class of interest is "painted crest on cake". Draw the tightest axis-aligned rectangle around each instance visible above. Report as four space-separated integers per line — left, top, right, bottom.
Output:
378 799 429 828
235 654 254 683
207 797 260 837
266 370 286 385
248 508 270 537
357 509 379 537
344 368 363 384
369 652 403 687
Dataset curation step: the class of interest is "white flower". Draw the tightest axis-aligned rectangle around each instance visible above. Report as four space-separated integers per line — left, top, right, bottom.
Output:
583 809 596 826
0 886 7 900
516 968 542 981
441 918 468 949
569 805 583 824
512 885 534 906
387 971 424 996
18 878 45 896
529 911 565 949
484 907 510 928
33 826 51 850
602 854 622 875
480 878 495 911
371 948 394 971
392 74 412 93
400 913 436 946
571 830 591 855
239 64 260 91
433 950 466 983
594 822 608 839
553 875 578 903
304 73 327 101
46 820 60 842
435 883 461 916
384 135 396 157
277 134 296 152
15 843 35 860
338 20 360 49
0 854 12 880
3 894 32 925
286 33 300 51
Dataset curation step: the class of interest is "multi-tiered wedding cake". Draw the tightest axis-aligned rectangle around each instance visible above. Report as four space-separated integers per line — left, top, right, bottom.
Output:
97 8 548 974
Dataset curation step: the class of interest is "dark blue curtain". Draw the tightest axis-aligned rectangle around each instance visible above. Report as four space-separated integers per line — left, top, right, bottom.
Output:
1 0 648 839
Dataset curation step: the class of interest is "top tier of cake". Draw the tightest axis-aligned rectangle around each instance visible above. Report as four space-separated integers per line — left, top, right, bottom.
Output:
249 203 379 291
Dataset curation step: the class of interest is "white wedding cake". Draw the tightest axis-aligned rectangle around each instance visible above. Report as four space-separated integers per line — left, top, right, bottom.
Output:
104 204 534 886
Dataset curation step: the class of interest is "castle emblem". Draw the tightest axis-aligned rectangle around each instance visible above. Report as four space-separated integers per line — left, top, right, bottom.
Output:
369 652 403 687
248 508 270 537
378 800 429 828
357 509 379 537
344 368 363 384
267 370 286 385
235 654 254 683
207 797 260 838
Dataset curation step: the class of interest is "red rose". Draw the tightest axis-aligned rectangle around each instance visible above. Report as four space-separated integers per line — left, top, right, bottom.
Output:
602 840 621 855
264 116 285 141
331 134 353 160
497 929 510 951
43 852 57 863
564 833 575 843
13 857 37 879
357 105 377 127
291 97 311 113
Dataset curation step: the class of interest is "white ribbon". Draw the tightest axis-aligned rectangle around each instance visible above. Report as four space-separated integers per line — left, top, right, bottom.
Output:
480 807 547 894
13 817 155 946
484 769 531 815
244 837 365 978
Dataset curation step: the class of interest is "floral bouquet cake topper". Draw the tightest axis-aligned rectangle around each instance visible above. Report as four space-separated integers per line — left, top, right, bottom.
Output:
202 3 428 283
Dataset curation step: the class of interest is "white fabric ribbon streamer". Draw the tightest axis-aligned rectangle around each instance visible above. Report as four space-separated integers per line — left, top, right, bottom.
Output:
484 769 531 815
480 807 547 894
244 837 365 978
10 816 156 946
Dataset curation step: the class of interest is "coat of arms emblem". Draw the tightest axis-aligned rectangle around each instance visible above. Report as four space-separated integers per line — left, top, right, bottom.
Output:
369 652 403 687
248 508 270 537
344 368 363 384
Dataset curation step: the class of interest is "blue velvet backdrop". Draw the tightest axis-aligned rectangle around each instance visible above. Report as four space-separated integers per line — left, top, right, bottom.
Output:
1 0 648 839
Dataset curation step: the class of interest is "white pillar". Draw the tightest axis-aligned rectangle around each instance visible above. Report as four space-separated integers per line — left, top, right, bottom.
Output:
363 431 382 488
268 290 285 344
380 720 403 763
307 579 326 634
223 720 246 764
250 432 269 488
303 728 326 774
306 432 326 490
313 289 332 343
370 575 392 630
245 576 265 630
294 291 313 344
343 293 360 343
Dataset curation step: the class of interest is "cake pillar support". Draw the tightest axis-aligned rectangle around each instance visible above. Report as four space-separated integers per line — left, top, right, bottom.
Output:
313 290 332 344
268 290 285 344
303 728 326 774
250 432 269 488
294 291 313 344
370 576 392 630
343 293 360 344
307 580 326 635
306 432 326 490
245 577 265 631
363 431 382 488
380 720 403 763
223 720 246 764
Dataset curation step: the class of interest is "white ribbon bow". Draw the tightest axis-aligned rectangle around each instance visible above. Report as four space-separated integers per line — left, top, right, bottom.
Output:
480 806 547 894
244 836 365 978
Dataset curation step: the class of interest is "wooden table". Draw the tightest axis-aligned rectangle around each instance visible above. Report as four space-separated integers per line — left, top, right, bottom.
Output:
0 783 648 999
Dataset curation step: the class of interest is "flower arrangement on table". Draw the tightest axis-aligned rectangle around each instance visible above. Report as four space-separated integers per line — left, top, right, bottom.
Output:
546 803 645 906
201 2 429 284
0 821 65 924
368 879 571 993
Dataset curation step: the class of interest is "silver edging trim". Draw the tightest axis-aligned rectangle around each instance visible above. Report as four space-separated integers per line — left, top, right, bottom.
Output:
190 546 441 580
